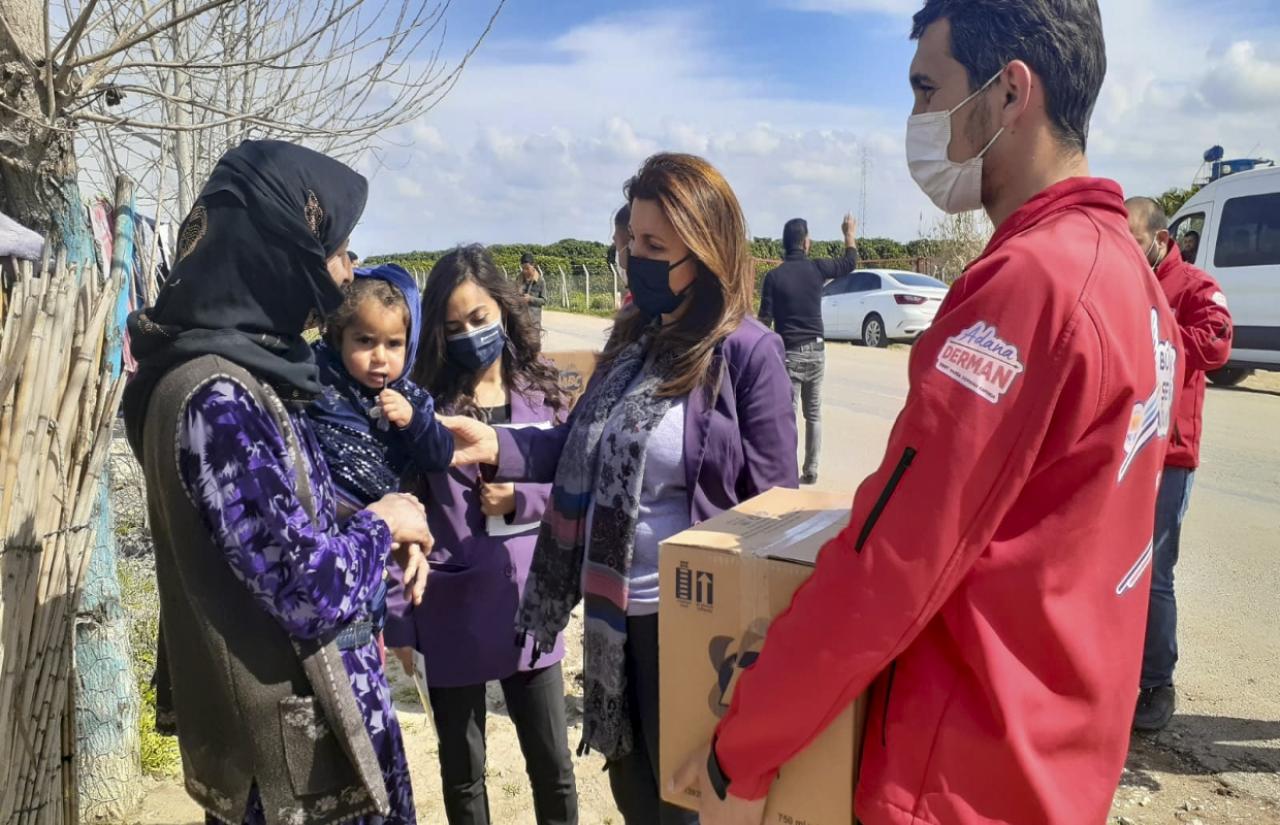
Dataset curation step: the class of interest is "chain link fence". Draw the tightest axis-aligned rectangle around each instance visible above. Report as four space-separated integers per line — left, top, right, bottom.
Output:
396 262 627 316
394 254 949 322
532 263 624 315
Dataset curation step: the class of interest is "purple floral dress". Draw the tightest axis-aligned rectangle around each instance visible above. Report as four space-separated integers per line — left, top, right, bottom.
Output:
177 377 415 825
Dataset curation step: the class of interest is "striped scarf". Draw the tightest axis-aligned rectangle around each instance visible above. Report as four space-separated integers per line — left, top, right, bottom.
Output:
516 333 674 760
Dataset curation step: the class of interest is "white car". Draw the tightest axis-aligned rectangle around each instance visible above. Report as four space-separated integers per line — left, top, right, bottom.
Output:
821 269 949 347
1169 165 1280 385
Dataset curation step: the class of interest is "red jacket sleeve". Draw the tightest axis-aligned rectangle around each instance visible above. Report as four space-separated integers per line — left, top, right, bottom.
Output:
1176 271 1232 372
712 266 1100 799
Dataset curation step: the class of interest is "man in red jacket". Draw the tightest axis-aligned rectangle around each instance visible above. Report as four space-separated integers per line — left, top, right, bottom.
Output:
1125 197 1233 731
673 2 1182 824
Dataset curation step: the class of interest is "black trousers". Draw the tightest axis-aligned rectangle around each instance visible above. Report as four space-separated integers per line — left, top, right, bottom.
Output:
607 614 700 825
428 662 579 825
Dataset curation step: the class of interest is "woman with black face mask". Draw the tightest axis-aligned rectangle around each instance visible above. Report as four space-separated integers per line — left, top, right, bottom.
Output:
442 153 799 825
385 244 579 825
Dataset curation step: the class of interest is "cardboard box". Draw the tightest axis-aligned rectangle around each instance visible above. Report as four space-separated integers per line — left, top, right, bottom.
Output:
544 350 596 409
660 487 866 825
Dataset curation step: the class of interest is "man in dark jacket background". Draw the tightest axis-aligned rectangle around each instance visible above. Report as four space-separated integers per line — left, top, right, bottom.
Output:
758 214 858 484
1126 196 1233 731
520 251 548 333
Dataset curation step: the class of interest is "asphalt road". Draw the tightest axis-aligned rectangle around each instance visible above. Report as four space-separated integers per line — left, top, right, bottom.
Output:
542 311 1280 812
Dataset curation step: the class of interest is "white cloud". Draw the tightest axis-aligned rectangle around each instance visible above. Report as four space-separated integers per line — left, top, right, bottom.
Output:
394 176 426 199
1195 41 1280 113
1089 0 1280 199
410 122 448 153
349 2 1280 257
354 10 925 254
774 0 917 15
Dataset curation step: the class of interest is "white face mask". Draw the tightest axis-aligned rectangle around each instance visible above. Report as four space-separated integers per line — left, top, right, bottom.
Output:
906 69 1006 214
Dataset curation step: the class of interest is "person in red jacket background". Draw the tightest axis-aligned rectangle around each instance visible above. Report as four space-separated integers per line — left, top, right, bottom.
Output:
1125 197 1233 731
673 2 1183 824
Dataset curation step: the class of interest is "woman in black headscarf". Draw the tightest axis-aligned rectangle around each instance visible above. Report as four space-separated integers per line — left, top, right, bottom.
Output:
125 141 429 825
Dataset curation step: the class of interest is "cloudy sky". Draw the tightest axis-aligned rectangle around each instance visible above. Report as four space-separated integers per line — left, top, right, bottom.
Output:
347 0 1280 256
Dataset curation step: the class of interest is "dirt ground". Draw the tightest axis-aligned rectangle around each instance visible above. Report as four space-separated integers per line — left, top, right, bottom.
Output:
1244 371 1280 394
129 612 625 825
128 606 1280 825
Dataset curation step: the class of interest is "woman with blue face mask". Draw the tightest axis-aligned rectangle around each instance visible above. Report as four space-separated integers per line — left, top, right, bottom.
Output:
385 244 579 825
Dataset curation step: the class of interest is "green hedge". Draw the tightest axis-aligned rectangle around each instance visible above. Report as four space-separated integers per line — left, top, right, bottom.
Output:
366 236 935 278
368 235 949 316
368 240 616 282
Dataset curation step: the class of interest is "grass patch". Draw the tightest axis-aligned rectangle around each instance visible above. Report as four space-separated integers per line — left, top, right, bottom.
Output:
119 558 182 778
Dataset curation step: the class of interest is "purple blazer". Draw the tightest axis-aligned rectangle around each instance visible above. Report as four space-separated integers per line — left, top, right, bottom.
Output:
384 387 565 688
495 318 799 525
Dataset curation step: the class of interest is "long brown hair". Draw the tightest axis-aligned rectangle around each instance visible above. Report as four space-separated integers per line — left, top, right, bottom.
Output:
601 153 754 398
413 244 566 421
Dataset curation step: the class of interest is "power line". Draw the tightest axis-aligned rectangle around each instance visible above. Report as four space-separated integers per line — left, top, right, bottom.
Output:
859 145 871 235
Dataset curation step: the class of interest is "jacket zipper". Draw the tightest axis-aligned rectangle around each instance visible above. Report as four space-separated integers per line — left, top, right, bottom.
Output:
855 447 917 552
881 660 898 747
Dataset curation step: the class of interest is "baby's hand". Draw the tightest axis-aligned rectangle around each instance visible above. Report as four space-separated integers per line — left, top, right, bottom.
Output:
378 389 414 429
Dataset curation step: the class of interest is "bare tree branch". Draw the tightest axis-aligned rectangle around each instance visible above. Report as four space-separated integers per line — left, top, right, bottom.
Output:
50 0 101 66
95 3 363 74
78 102 357 139
71 0 237 71
47 0 505 223
41 0 55 118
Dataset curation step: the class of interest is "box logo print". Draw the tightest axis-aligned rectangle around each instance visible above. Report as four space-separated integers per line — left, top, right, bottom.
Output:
707 620 770 718
675 561 714 611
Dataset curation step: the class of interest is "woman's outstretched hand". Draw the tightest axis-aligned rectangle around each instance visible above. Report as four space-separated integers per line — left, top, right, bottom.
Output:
391 542 429 606
438 414 500 467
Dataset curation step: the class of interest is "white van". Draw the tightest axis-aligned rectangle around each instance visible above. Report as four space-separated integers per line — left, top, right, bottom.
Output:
1169 166 1280 385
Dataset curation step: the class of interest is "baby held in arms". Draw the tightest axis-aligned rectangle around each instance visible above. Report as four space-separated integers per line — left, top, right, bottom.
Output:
308 263 455 611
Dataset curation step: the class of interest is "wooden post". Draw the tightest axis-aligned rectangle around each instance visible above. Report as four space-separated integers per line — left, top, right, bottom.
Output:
75 175 143 822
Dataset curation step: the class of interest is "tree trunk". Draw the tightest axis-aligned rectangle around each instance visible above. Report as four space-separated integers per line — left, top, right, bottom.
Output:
1 6 144 821
171 0 197 219
0 10 92 261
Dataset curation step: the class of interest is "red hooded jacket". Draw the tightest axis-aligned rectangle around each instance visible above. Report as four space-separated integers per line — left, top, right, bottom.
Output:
1153 240 1232 469
713 178 1182 825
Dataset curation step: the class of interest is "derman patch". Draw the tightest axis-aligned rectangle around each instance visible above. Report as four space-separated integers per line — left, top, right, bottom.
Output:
935 321 1025 403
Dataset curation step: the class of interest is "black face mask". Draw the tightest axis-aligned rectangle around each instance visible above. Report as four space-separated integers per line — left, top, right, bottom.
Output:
446 322 505 372
628 252 696 317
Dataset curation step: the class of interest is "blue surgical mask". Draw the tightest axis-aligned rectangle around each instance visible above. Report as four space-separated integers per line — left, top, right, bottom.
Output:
446 322 505 372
